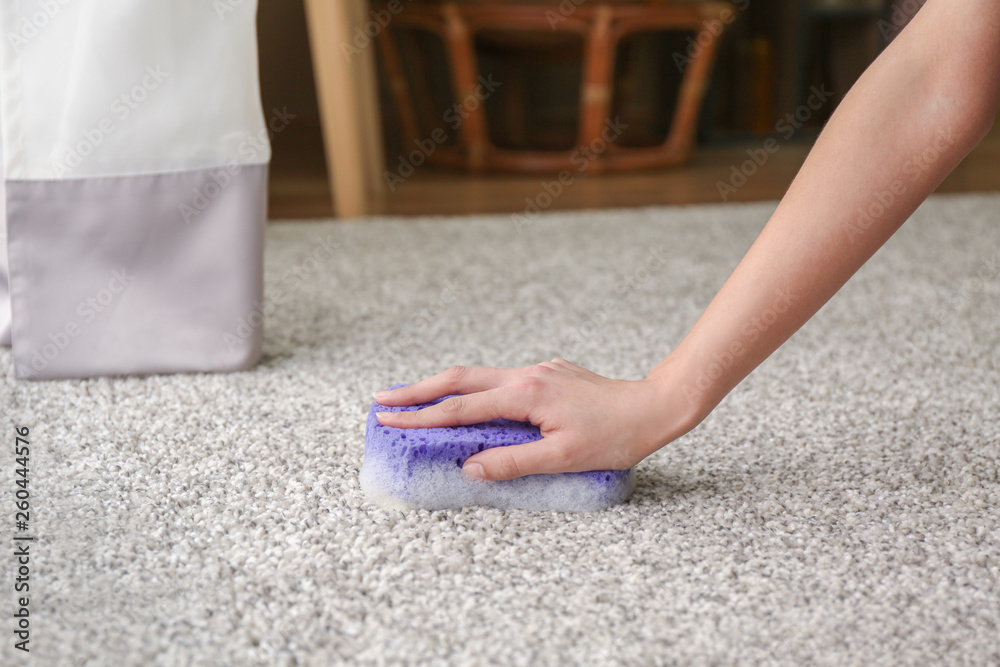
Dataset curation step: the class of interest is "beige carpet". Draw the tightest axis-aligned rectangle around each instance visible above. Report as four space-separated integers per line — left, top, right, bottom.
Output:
2 193 999 665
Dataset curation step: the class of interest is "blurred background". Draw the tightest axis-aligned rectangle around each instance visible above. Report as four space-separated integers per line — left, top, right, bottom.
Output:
260 0 998 219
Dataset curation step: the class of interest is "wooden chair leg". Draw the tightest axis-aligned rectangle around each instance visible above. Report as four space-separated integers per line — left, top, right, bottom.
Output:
578 5 615 169
350 0 388 198
664 6 728 161
442 3 488 170
377 25 421 147
303 0 385 218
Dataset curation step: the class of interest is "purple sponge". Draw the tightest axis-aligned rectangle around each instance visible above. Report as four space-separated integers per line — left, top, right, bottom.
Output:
359 385 636 511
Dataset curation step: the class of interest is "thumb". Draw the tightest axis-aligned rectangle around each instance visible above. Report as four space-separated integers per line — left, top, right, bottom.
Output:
462 437 565 481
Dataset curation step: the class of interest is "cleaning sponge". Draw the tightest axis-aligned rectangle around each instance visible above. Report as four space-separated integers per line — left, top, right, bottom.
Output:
359 386 637 511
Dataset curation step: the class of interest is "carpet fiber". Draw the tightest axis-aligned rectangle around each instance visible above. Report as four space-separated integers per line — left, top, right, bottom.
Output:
3 193 999 666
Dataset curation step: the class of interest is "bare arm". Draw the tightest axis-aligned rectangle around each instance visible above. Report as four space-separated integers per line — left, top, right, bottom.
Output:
375 0 1000 481
656 0 1000 418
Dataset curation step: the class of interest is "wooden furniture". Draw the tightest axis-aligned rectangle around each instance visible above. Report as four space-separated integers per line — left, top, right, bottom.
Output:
303 0 386 218
378 0 734 172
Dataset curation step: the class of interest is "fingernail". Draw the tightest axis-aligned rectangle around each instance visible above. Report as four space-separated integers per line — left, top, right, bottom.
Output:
373 390 389 401
376 412 393 422
462 462 485 480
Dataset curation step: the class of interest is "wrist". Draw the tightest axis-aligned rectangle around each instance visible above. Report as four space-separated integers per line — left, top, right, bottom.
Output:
638 352 713 455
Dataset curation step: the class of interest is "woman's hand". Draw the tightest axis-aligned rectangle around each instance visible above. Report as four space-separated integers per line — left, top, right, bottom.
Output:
374 358 703 481
377 0 1000 487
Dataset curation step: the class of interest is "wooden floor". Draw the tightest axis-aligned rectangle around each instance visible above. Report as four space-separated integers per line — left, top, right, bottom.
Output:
268 122 1000 220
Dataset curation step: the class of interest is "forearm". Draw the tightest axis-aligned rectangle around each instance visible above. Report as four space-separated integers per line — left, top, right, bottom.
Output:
651 0 1000 423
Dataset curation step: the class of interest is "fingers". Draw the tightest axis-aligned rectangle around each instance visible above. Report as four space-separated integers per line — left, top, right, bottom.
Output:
461 437 569 480
377 386 530 428
538 357 574 371
373 365 515 406
373 360 582 480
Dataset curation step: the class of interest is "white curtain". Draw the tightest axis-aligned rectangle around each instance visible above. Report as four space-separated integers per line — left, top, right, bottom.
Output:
0 0 270 379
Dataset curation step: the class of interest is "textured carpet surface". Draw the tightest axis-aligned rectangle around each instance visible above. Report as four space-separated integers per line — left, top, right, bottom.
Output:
2 193 999 666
